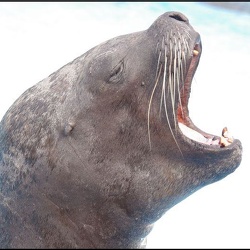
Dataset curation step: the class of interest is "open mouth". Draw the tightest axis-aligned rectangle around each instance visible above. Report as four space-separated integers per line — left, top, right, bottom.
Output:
176 39 234 148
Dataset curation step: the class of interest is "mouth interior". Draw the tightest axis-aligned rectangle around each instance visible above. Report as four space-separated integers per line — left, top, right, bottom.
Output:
176 42 233 148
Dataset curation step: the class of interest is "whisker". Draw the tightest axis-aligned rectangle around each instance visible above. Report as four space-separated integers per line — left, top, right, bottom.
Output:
155 50 162 80
172 38 178 129
155 41 159 53
180 27 191 41
183 38 191 55
177 51 184 120
164 43 183 156
181 49 187 81
159 36 165 115
168 38 172 99
150 32 185 156
177 40 184 119
148 63 163 150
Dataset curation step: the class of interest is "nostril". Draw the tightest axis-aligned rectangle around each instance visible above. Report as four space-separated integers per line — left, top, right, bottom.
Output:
169 12 189 23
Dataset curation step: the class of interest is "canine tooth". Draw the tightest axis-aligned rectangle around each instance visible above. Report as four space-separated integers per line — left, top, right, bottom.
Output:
220 127 234 147
222 127 234 142
193 50 199 56
220 136 231 147
222 127 228 137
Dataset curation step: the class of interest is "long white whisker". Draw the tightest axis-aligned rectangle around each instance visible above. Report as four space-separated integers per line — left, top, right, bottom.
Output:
183 38 191 55
168 39 172 98
160 44 168 117
159 36 165 116
155 41 159 53
148 63 163 150
164 41 183 156
172 39 178 129
177 41 184 119
155 50 162 80
163 76 183 156
180 27 191 41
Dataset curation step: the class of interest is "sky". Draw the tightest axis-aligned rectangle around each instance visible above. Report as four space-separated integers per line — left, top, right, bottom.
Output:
0 2 249 248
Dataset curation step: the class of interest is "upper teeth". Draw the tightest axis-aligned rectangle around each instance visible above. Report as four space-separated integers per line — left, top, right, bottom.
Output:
193 50 199 56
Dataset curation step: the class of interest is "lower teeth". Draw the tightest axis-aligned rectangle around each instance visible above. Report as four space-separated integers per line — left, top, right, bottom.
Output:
179 123 233 147
219 127 234 147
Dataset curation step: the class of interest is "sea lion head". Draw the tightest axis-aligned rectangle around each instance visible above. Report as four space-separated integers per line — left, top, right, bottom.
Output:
0 11 242 248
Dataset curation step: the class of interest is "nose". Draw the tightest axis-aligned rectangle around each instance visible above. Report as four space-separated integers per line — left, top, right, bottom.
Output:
168 11 189 24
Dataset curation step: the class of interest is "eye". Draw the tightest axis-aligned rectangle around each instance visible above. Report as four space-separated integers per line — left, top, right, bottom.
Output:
109 61 124 83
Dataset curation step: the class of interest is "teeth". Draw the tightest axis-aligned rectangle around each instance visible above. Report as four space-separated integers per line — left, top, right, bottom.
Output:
193 49 199 56
179 123 234 147
220 127 234 147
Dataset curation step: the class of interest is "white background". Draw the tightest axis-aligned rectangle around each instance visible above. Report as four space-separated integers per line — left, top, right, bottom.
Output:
0 2 249 248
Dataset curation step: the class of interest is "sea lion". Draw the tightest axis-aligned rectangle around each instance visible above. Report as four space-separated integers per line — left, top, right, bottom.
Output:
0 11 242 248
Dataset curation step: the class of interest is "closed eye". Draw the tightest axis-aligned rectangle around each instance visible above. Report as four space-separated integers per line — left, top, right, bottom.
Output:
109 61 124 83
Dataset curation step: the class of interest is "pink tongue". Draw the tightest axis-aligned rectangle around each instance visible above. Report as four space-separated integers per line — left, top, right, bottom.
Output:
178 123 220 145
